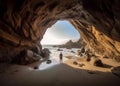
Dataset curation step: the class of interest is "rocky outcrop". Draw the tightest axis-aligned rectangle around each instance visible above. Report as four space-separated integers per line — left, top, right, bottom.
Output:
41 48 51 60
11 50 42 65
59 38 86 49
0 0 120 64
70 0 120 61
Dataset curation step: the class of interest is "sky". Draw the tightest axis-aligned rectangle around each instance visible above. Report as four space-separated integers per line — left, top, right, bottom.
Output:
41 20 80 45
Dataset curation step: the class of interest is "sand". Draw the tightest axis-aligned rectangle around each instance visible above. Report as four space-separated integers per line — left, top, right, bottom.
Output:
0 58 120 86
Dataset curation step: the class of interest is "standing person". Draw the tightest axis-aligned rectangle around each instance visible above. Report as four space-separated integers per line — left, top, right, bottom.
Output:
59 52 63 63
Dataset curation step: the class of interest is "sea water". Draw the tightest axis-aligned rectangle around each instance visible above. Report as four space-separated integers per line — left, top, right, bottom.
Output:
38 45 79 70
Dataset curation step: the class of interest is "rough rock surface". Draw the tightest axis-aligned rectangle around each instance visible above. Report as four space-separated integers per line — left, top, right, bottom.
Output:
59 38 86 49
92 58 103 67
111 66 120 77
0 0 120 64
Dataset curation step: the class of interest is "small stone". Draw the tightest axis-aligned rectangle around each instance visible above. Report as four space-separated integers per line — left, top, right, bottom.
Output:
34 66 38 69
46 60 52 64
79 63 85 67
73 61 78 65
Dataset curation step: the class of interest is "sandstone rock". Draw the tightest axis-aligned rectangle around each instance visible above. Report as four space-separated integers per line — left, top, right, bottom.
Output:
79 63 85 67
85 56 91 62
0 0 120 64
111 66 120 77
40 48 51 61
77 47 85 57
80 47 95 62
91 57 103 67
94 59 103 67
59 39 86 49
27 50 34 57
73 61 78 65
11 50 41 65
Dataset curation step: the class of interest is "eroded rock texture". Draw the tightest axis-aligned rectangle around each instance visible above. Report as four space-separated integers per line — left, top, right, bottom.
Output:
0 0 120 64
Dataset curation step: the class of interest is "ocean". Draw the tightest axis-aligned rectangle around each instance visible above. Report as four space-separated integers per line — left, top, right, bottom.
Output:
38 45 80 70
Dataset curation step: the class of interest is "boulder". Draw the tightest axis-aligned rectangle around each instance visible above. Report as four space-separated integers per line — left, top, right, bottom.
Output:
84 55 91 62
46 60 52 64
73 61 78 65
40 48 51 61
111 66 120 77
93 59 103 67
11 50 41 65
57 48 63 51
91 56 103 67
77 47 85 57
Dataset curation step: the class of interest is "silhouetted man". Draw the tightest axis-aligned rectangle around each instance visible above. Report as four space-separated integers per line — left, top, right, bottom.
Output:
59 52 63 63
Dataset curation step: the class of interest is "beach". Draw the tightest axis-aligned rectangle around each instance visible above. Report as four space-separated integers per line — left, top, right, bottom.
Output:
0 47 120 86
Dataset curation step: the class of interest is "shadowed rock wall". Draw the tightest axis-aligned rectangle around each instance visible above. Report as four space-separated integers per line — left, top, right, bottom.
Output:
0 0 120 63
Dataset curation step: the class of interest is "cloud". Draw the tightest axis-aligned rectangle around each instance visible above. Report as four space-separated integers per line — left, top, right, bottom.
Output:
40 20 80 45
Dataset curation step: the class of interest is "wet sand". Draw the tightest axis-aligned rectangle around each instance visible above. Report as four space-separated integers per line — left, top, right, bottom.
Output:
0 58 120 86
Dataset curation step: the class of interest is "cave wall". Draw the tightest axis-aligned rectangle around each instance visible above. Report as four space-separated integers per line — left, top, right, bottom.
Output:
0 0 120 63
70 0 120 61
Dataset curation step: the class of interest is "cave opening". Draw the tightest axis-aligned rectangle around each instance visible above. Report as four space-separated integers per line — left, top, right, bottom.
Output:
41 20 80 45
39 20 82 70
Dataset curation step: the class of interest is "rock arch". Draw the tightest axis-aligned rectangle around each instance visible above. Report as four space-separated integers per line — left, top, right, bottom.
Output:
0 0 120 63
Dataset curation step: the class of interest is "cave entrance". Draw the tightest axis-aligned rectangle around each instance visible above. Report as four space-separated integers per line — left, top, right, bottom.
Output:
39 20 81 70
41 20 80 45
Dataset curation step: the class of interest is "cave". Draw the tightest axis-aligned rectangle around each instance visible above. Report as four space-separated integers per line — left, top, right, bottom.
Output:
0 0 120 86
0 0 120 62
0 0 120 64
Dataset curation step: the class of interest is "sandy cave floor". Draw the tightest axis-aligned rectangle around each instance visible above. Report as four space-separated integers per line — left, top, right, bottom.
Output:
0 58 120 86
